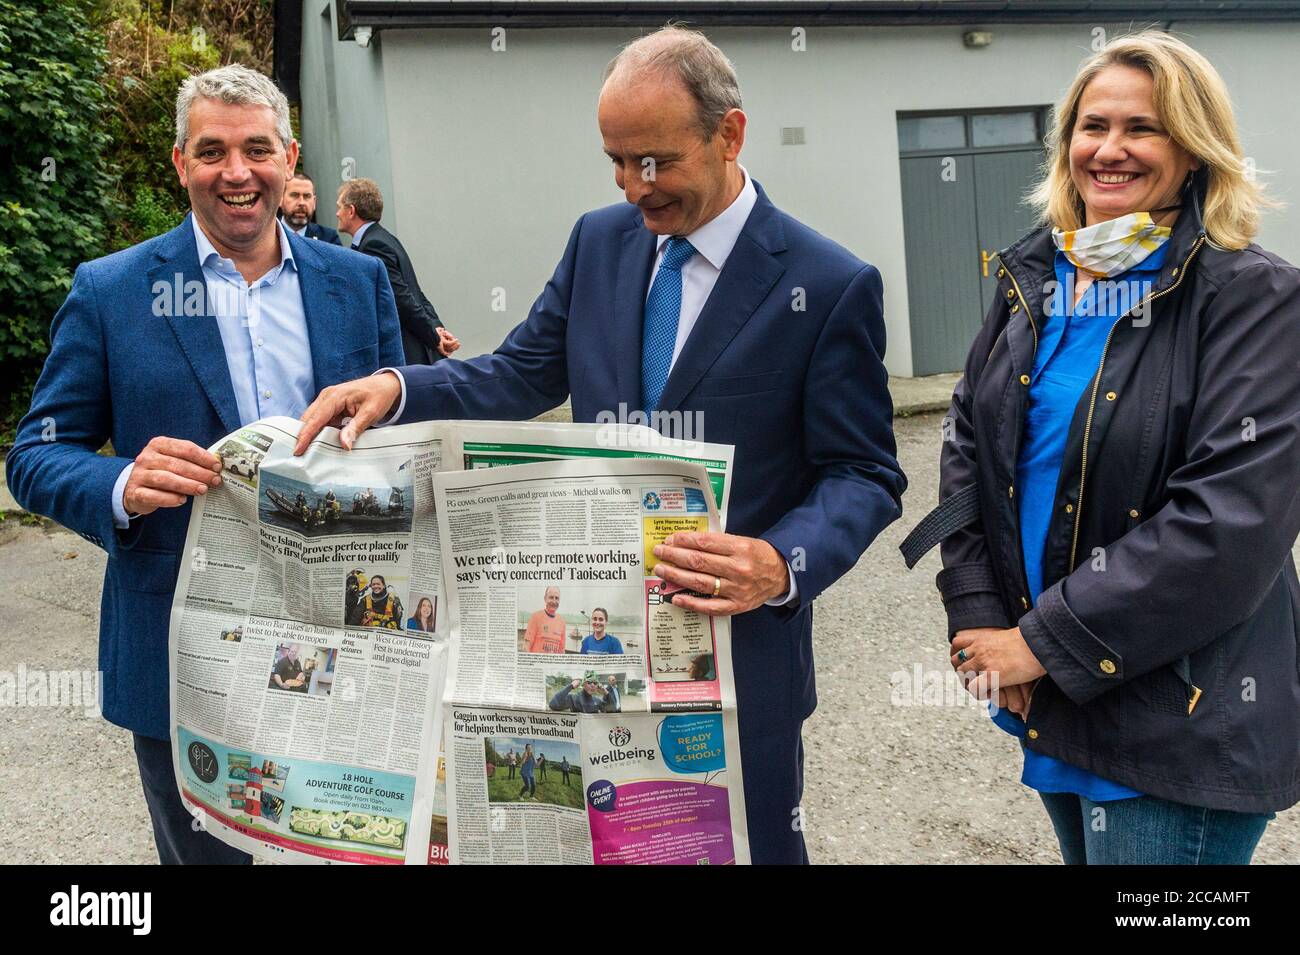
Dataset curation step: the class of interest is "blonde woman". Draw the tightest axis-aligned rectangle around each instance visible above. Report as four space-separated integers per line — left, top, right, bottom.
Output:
903 31 1300 863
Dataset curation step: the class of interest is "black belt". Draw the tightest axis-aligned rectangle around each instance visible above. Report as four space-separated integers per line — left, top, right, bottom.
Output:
899 483 980 569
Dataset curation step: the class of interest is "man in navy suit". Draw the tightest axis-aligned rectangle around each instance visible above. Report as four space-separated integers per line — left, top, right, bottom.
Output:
279 172 341 244
296 26 905 863
7 65 404 864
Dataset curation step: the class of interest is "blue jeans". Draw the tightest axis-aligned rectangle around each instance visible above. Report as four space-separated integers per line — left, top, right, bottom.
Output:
1040 790 1273 864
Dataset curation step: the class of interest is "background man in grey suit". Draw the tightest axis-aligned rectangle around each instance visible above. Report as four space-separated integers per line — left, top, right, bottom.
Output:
337 177 459 365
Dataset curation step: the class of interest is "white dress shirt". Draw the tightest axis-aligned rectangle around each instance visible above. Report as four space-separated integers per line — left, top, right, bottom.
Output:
382 169 757 423
648 166 757 369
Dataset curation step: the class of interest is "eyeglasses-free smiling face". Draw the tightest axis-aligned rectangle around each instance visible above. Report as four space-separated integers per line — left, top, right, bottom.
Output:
171 98 298 256
598 72 745 237
1068 64 1200 227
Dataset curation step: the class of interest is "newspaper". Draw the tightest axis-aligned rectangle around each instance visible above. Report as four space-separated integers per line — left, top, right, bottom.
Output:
169 417 450 864
436 458 750 865
424 420 736 863
170 416 745 864
451 419 734 525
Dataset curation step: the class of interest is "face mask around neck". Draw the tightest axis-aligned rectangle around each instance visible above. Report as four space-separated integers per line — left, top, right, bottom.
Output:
1052 211 1173 278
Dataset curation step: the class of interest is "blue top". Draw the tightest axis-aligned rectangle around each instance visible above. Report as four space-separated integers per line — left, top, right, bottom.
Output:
995 243 1171 801
195 219 315 427
580 633 624 654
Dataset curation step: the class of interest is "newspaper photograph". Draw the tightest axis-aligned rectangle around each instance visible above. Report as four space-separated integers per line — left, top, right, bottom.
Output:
169 416 450 864
435 457 750 864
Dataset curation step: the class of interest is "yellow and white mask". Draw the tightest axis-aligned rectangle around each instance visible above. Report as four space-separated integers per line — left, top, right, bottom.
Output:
1052 211 1172 278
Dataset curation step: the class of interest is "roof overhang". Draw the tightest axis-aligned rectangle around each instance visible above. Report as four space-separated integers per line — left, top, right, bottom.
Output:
335 0 1300 38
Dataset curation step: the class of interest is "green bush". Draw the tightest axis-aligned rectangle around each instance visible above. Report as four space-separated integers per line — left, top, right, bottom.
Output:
101 10 222 249
0 0 119 439
0 0 272 443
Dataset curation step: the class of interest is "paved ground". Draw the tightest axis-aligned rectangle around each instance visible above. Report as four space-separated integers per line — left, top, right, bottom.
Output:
0 410 1295 864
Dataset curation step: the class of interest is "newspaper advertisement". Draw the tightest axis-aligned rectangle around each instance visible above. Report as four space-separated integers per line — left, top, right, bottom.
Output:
436 457 750 864
169 416 449 864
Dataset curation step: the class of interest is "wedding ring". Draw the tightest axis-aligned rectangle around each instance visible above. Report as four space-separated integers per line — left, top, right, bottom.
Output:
712 576 722 597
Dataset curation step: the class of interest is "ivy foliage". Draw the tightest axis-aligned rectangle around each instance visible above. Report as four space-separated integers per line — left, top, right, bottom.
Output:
0 0 273 441
0 0 118 401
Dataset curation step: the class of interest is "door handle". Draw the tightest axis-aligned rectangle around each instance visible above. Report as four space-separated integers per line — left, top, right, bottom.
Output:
980 249 996 278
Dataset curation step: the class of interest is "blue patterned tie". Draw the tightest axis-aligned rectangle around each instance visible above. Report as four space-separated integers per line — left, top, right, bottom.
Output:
641 236 696 412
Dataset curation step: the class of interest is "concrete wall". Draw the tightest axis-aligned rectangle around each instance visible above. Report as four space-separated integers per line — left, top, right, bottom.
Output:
307 18 1300 375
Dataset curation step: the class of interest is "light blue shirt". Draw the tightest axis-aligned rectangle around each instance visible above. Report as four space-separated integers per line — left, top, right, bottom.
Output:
350 220 375 247
112 219 315 527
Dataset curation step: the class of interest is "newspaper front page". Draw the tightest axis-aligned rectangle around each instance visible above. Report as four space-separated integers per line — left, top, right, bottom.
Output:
436 457 750 865
169 417 450 864
170 416 746 864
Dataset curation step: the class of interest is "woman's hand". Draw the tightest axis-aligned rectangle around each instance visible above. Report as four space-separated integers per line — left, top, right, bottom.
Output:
951 627 1047 699
996 682 1029 719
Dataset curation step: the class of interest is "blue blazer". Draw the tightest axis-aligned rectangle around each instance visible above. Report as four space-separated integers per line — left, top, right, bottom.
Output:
7 215 405 739
399 182 906 736
304 222 342 245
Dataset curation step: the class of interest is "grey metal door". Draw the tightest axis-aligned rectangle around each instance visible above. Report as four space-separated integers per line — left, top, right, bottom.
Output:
897 108 1048 375
900 155 981 377
974 150 1045 316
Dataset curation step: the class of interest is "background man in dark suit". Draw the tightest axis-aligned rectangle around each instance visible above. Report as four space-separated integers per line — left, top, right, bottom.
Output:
279 171 340 244
7 64 404 864
337 177 459 365
297 26 905 863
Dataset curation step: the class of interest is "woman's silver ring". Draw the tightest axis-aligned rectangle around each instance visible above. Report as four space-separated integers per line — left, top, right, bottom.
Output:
956 648 969 663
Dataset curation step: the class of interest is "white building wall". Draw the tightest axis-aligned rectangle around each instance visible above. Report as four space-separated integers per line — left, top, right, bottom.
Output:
299 2 397 232
314 21 1300 376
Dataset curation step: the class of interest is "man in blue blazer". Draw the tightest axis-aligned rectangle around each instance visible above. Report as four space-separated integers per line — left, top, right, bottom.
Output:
7 65 403 864
297 27 905 863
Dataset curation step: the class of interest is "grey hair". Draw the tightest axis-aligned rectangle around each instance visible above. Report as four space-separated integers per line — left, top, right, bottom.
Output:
603 25 742 139
175 63 293 151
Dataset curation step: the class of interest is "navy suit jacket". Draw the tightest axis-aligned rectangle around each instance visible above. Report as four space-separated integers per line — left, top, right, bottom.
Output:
304 221 341 245
7 215 405 739
399 181 906 736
